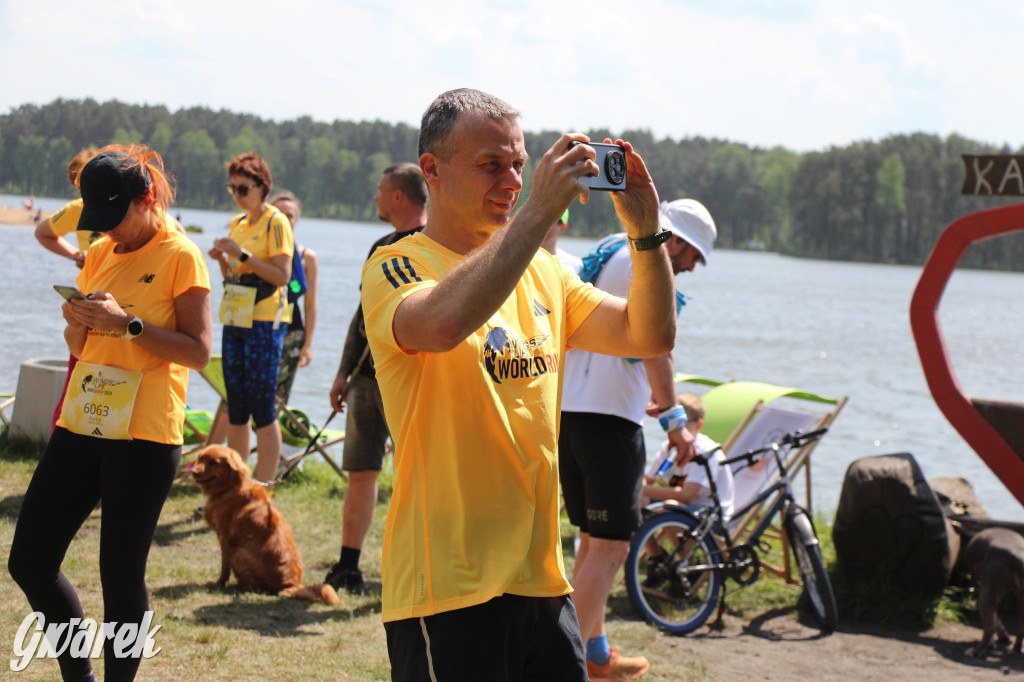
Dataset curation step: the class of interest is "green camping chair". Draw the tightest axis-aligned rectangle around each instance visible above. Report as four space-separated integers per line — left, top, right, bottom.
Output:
184 356 346 481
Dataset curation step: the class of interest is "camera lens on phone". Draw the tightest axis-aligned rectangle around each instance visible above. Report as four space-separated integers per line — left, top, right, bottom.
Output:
606 151 626 185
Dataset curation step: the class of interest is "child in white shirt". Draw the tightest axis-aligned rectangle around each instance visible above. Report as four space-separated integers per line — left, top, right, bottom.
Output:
642 393 735 522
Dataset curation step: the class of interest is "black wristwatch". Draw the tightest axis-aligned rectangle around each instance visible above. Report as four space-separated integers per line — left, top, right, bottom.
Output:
122 317 144 340
629 229 672 252
239 250 251 263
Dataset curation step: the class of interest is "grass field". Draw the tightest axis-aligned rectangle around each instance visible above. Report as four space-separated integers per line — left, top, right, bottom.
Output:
0 431 960 680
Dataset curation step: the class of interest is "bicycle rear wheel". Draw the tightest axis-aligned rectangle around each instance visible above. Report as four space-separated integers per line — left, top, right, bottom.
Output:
625 510 722 635
785 509 839 632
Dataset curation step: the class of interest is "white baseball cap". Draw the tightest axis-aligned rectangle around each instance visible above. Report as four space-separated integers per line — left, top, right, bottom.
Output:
659 199 717 265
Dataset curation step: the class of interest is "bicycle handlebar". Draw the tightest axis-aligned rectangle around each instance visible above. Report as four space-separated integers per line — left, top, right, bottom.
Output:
722 426 829 468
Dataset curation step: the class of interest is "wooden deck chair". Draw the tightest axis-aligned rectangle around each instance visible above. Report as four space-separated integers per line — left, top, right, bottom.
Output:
0 393 14 428
679 378 847 583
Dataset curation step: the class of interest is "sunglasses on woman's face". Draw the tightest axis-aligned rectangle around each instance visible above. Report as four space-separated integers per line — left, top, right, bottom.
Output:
227 182 258 197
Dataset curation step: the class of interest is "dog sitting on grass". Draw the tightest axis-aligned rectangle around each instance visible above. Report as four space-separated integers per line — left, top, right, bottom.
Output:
191 445 341 605
963 528 1024 657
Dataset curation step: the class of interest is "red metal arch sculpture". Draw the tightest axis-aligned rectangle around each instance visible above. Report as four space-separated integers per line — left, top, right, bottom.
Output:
910 203 1024 508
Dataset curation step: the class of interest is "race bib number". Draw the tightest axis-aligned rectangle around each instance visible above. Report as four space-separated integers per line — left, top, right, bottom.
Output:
61 362 142 440
219 283 257 328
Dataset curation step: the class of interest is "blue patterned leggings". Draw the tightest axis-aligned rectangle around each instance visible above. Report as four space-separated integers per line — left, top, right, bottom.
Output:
223 321 287 428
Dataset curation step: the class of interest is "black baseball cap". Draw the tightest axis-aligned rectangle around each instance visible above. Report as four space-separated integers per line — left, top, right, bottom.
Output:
78 151 151 232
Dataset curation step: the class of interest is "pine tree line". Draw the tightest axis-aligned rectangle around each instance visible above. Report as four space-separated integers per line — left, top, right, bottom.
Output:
1 98 1020 269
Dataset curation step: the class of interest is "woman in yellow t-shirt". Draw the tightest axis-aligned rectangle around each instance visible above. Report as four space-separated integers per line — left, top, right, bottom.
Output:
33 147 99 268
8 145 212 682
208 152 293 484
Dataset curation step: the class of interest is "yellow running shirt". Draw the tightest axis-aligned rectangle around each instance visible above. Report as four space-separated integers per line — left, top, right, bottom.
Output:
48 198 95 253
225 207 293 323
56 219 211 444
50 198 179 253
362 232 608 622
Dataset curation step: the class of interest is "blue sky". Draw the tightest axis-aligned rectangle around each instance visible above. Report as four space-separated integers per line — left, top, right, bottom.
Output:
1 0 1021 152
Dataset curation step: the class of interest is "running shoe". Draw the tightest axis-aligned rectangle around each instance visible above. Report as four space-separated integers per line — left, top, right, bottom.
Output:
324 563 369 594
586 646 650 680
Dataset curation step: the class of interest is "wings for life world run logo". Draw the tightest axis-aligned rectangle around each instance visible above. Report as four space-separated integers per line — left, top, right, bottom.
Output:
483 327 559 384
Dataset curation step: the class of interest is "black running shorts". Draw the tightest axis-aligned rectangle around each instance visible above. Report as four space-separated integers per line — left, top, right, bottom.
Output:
384 594 587 682
559 411 646 541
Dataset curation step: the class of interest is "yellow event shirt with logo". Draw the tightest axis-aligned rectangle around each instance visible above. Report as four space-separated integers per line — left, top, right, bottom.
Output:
55 219 211 444
226 207 293 322
362 232 608 623
50 198 179 253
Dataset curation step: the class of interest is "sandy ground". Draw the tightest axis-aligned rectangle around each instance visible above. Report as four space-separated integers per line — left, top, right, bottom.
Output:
674 610 1024 681
0 206 48 224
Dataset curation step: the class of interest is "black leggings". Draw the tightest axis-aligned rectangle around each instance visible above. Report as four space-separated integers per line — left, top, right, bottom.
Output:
8 428 180 682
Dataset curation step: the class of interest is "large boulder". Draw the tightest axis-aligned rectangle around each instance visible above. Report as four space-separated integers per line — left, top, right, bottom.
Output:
929 476 989 520
832 453 959 597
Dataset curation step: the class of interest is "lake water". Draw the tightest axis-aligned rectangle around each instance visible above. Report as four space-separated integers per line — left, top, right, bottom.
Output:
3 193 1023 520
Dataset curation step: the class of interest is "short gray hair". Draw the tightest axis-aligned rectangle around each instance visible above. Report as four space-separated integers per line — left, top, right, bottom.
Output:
417 88 521 160
383 163 428 207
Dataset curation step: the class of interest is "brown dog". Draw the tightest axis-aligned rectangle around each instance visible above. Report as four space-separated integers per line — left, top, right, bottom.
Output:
963 528 1024 657
191 445 341 605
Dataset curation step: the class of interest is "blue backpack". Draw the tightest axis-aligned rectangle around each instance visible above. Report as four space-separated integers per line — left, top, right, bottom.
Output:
287 247 307 304
578 233 687 312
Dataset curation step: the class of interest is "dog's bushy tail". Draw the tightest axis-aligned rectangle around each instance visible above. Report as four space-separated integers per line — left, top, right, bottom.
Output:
279 583 343 605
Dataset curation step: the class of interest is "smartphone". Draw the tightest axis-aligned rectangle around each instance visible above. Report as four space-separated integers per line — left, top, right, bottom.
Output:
568 141 627 191
53 285 87 301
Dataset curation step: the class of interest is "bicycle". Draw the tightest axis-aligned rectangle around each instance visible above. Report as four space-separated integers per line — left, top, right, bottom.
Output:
624 427 839 635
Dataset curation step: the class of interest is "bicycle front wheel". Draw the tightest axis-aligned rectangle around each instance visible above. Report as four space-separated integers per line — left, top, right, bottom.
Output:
625 510 722 635
785 510 839 632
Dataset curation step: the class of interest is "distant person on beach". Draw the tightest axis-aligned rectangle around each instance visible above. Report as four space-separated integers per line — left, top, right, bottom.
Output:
22 194 34 211
363 87 676 682
271 190 318 404
559 197 716 680
8 145 211 682
324 162 426 594
209 152 293 485
540 207 582 273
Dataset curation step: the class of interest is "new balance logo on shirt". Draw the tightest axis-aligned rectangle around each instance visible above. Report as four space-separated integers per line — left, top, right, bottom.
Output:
138 274 156 283
382 257 422 289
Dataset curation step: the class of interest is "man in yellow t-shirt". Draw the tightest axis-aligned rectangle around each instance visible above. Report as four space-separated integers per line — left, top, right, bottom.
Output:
362 88 678 682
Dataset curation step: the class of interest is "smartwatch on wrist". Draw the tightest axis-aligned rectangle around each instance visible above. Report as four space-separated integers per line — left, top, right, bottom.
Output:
629 229 672 252
122 317 144 340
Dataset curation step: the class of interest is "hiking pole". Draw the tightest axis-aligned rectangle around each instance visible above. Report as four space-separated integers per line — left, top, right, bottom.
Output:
280 344 371 481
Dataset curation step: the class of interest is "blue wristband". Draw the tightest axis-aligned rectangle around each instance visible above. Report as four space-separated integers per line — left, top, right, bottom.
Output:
658 405 687 433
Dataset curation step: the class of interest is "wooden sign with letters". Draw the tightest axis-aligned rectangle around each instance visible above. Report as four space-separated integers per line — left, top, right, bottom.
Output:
962 155 1024 196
